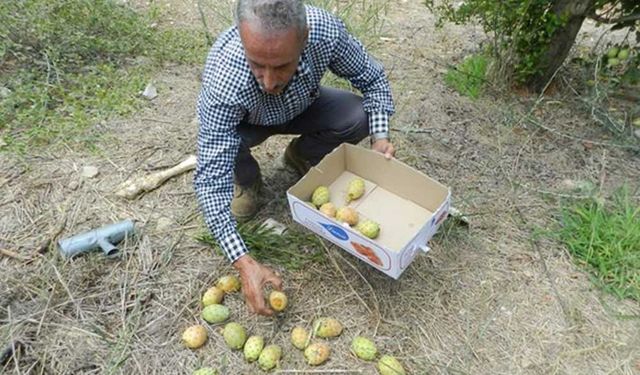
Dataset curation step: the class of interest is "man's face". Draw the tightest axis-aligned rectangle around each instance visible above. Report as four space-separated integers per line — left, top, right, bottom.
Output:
239 22 307 95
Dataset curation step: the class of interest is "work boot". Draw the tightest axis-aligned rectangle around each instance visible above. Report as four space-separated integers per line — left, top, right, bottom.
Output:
230 177 261 221
284 138 312 176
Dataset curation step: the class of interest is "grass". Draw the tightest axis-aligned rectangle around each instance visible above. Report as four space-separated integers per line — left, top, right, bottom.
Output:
0 0 209 152
557 187 640 301
444 54 489 99
197 221 325 271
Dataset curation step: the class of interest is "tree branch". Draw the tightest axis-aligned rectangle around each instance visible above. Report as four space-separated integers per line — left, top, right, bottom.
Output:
588 11 640 24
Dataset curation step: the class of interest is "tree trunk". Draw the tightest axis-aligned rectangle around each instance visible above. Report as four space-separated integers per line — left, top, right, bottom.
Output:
527 0 595 92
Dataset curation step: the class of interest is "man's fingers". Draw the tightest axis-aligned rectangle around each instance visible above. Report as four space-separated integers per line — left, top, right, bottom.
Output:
264 273 284 291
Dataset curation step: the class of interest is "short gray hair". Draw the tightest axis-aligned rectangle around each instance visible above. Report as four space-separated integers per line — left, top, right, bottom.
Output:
235 0 307 34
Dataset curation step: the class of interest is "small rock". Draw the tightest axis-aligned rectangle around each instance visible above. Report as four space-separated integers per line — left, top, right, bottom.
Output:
80 166 99 179
68 180 80 190
142 83 158 100
0 86 11 99
261 218 287 236
156 217 173 232
634 129 640 139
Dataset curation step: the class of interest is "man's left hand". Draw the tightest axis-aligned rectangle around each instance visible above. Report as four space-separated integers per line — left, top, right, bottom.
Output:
371 138 395 159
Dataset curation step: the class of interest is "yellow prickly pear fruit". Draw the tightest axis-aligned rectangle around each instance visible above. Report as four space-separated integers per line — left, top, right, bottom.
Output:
356 219 380 239
351 336 377 361
201 304 229 324
268 291 288 312
202 286 224 306
258 344 282 371
222 322 247 350
312 186 331 207
290 326 310 350
313 317 343 338
377 355 406 375
304 342 331 366
182 325 208 349
216 275 241 293
336 207 358 226
346 178 365 202
243 335 264 363
319 202 337 217
192 367 218 375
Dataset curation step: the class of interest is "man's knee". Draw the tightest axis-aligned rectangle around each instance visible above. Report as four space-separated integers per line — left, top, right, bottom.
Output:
333 104 369 142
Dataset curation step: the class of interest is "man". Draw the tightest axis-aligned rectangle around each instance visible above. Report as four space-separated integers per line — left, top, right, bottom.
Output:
194 0 396 316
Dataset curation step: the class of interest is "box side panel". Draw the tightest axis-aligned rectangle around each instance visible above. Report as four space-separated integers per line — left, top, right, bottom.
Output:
287 145 346 201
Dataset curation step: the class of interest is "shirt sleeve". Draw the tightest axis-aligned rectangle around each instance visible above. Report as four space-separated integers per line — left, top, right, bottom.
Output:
328 20 395 136
194 86 248 263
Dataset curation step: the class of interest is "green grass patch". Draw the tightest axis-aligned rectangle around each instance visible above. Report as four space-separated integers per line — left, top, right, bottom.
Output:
0 0 208 152
444 54 489 99
198 221 325 271
557 187 640 301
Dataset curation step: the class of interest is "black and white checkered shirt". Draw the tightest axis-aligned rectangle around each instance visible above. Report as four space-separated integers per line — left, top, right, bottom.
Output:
194 5 395 263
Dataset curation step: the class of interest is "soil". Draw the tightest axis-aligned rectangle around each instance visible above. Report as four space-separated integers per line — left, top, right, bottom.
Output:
1 1 639 374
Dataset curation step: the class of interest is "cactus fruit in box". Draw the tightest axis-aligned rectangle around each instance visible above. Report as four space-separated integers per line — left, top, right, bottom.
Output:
216 275 241 293
202 286 224 306
319 202 337 217
356 219 380 239
304 342 331 366
192 367 218 375
258 344 282 371
290 326 310 350
182 325 208 349
201 304 229 324
346 178 365 202
268 291 288 312
313 317 343 338
336 207 358 226
377 355 406 375
244 335 264 363
222 322 247 350
311 186 330 207
351 336 377 361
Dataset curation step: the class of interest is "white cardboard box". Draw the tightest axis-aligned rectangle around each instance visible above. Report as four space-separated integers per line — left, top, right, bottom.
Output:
287 144 451 279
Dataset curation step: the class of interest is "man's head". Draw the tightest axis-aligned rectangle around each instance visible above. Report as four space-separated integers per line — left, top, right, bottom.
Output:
236 0 308 95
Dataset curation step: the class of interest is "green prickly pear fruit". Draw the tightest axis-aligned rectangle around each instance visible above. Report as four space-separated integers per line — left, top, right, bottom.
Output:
319 202 337 217
192 368 218 375
356 219 380 239
290 326 310 350
222 322 247 350
313 317 343 338
243 335 264 363
304 342 331 366
201 304 229 324
607 47 619 58
258 344 282 371
617 48 630 59
351 336 377 361
608 57 620 66
377 355 406 375
336 207 358 226
346 178 365 202
312 186 330 207
202 286 224 306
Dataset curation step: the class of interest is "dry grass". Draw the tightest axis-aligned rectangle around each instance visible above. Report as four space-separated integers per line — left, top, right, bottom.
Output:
2 1 640 375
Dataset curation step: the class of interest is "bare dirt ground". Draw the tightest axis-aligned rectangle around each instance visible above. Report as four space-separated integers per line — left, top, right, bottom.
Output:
2 1 640 374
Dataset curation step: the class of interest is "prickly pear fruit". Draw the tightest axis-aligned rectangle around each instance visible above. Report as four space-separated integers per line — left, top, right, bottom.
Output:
291 326 310 350
216 275 241 293
377 355 406 375
182 325 208 349
346 178 365 202
313 317 343 338
223 322 247 350
312 186 330 207
202 286 224 306
192 368 218 375
356 219 380 239
336 207 358 226
269 291 288 312
243 335 264 363
304 342 331 366
351 336 377 361
607 47 619 58
258 344 282 371
201 304 229 324
618 48 630 59
319 202 337 217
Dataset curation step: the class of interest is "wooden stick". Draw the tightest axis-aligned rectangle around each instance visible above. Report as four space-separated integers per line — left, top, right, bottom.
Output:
115 155 197 199
0 249 31 261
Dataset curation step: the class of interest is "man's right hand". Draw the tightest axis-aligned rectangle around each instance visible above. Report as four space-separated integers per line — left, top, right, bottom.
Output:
233 254 283 316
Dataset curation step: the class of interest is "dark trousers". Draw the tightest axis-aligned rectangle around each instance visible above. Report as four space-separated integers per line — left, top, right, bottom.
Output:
235 86 369 185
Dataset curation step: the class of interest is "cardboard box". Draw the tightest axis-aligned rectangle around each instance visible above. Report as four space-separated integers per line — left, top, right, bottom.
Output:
287 144 451 279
